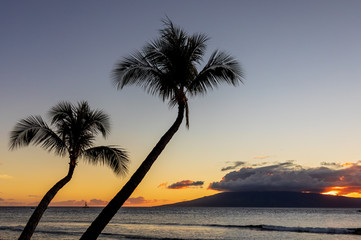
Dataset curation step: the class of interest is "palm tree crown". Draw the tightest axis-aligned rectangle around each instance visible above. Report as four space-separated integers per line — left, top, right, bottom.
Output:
10 100 128 175
113 18 244 127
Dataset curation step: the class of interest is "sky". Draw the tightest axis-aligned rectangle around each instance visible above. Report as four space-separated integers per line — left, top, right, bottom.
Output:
1 0 361 207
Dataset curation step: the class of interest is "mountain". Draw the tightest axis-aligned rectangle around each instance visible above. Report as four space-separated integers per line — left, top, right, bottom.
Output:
162 191 361 208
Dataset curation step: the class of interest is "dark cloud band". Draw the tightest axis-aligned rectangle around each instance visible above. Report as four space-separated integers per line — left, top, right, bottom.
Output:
168 180 204 189
210 161 361 195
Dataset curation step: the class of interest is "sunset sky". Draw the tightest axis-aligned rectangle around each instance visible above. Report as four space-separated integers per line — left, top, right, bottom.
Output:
1 0 361 207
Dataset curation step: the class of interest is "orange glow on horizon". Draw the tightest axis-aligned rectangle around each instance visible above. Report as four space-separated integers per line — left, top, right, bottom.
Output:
321 186 346 196
342 162 354 167
320 186 361 198
322 190 339 196
344 192 361 198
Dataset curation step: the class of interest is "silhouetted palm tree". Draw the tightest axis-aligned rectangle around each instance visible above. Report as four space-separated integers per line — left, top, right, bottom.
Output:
10 101 129 240
81 19 243 239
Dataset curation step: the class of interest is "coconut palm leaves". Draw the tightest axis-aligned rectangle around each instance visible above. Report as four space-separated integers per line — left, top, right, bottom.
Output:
10 115 66 156
113 19 243 128
10 101 129 240
81 19 243 239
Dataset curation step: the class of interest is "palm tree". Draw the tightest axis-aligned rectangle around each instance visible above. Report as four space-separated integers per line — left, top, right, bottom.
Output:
10 101 129 240
81 19 243 239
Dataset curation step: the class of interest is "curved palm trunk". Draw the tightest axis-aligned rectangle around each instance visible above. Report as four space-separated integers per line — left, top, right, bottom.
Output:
80 103 185 239
18 161 76 240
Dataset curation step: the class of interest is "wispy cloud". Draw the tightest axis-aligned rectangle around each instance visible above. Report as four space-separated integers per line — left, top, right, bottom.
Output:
89 199 108 206
28 199 109 207
123 196 166 206
157 182 168 188
0 199 26 206
320 162 344 168
49 199 109 206
168 180 204 189
28 195 39 198
253 155 270 159
49 200 85 207
209 161 361 196
0 174 13 179
124 196 149 205
221 161 245 171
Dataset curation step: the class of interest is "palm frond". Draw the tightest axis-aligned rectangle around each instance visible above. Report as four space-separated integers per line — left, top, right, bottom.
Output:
113 51 162 90
77 101 110 139
83 146 129 176
88 110 110 138
49 101 74 126
76 134 96 153
113 50 177 102
160 17 187 49
9 115 67 156
187 33 209 64
190 50 244 95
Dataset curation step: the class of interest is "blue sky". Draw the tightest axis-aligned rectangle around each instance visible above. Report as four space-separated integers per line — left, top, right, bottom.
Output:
1 0 361 205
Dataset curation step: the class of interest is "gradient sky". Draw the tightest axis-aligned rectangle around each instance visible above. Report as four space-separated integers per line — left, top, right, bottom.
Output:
1 0 361 207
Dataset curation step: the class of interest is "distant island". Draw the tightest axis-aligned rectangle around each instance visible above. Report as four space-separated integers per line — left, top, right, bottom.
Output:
162 191 361 208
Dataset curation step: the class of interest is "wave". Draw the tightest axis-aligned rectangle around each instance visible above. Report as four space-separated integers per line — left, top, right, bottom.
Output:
0 225 23 232
192 223 361 235
111 222 361 236
0 226 80 236
234 224 361 235
2 223 361 239
0 226 193 240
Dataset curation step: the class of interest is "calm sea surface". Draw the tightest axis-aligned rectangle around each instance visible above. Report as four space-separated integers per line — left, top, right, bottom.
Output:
1 207 361 239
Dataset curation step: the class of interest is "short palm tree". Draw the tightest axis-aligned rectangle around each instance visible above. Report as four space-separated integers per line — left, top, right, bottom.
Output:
10 101 129 240
81 19 243 239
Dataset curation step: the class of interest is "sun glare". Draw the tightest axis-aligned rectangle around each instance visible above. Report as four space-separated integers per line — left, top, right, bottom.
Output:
321 186 346 196
321 190 339 196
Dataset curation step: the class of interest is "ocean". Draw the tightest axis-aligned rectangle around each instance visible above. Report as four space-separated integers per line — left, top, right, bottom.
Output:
1 207 361 239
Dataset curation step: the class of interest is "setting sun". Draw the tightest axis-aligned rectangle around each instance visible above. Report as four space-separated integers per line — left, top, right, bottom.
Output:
322 190 339 196
320 186 361 198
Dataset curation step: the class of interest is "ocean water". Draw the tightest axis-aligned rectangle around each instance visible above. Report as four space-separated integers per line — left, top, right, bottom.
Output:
1 207 361 239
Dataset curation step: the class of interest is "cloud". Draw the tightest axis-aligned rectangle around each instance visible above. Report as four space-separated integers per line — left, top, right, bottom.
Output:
0 199 26 206
157 182 168 188
253 155 270 159
28 199 109 207
124 196 148 205
89 199 108 206
209 161 361 196
221 161 245 171
320 162 343 168
168 180 204 189
123 196 163 206
28 195 39 198
0 174 13 179
49 200 85 207
250 162 276 167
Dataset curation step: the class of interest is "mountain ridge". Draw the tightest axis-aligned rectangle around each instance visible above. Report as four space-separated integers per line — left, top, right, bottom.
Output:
162 191 361 208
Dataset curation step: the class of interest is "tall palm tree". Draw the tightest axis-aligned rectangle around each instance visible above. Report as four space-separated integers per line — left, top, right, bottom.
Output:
81 19 243 239
9 101 129 240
